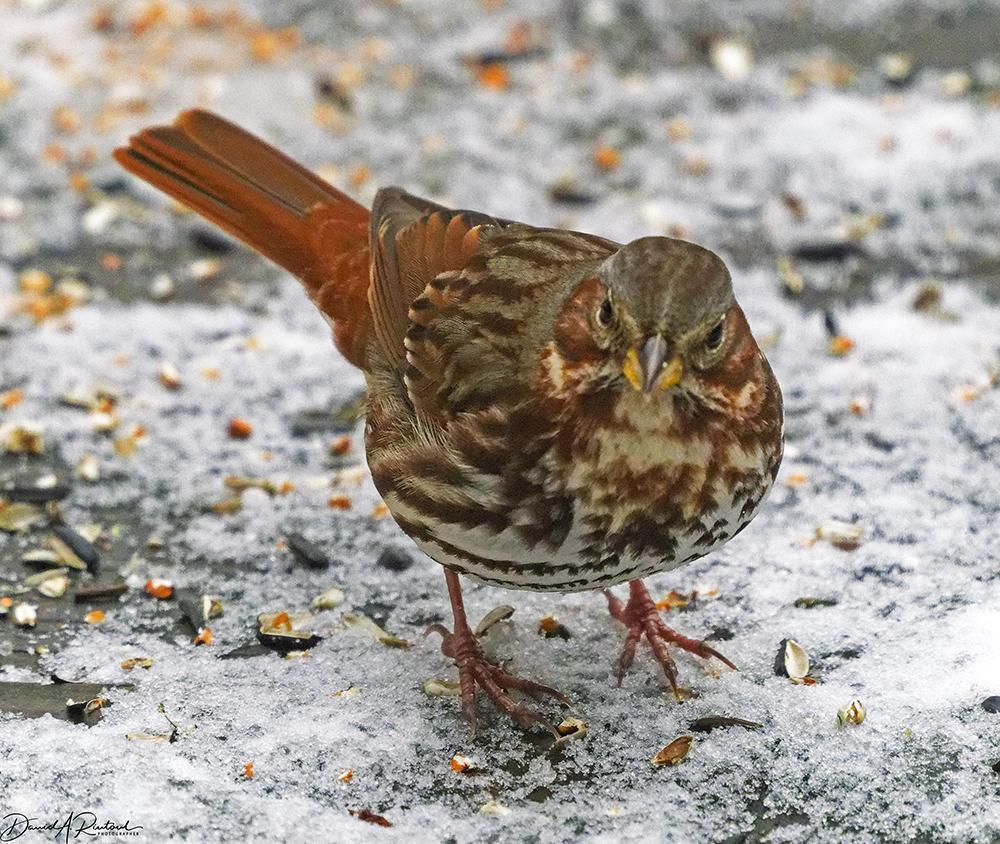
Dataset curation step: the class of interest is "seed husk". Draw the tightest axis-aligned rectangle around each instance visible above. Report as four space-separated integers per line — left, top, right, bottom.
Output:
257 610 322 652
13 603 38 626
342 612 410 649
24 567 69 587
177 591 223 630
816 520 864 551
478 801 511 817
0 502 47 533
555 717 588 743
1 422 44 454
837 699 866 727
120 657 154 671
37 574 69 598
311 586 346 610
77 454 100 483
422 678 461 697
474 604 514 637
48 535 88 571
775 638 810 680
651 735 694 766
52 525 100 573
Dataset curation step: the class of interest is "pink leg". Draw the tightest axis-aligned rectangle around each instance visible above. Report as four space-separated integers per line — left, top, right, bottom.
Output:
604 580 736 694
428 570 568 737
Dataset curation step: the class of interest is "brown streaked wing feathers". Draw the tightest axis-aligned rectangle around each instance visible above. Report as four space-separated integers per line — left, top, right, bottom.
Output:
114 109 372 367
367 187 509 365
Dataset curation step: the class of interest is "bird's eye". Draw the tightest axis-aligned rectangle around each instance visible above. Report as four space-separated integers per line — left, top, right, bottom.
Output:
597 298 614 327
705 320 725 350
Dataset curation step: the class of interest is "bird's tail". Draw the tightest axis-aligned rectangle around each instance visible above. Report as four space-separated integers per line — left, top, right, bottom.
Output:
114 109 372 367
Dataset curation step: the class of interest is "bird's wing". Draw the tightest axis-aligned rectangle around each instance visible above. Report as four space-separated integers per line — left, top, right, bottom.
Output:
366 187 511 366
400 222 620 422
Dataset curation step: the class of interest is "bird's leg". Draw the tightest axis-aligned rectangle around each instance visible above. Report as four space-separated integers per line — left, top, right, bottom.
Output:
604 579 736 695
428 570 568 737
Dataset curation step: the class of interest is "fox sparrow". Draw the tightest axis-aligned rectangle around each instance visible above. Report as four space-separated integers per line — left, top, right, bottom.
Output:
116 111 783 735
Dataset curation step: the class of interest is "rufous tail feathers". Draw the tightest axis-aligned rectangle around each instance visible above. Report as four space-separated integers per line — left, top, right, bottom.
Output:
114 109 372 367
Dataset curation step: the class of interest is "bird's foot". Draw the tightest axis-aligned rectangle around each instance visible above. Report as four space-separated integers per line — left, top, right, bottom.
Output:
605 579 736 696
426 620 568 738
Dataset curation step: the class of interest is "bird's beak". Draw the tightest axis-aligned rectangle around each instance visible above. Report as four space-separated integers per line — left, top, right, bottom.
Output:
622 335 683 393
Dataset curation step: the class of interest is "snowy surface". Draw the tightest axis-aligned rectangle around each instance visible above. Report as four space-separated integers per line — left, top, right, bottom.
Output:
1 1 999 842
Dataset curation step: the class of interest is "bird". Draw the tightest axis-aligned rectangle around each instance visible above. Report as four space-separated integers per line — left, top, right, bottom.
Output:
115 110 784 735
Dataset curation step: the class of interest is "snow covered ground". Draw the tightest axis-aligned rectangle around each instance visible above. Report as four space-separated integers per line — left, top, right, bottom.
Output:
1 1 998 841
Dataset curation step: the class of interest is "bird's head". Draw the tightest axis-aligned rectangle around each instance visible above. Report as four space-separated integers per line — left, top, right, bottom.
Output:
550 237 763 413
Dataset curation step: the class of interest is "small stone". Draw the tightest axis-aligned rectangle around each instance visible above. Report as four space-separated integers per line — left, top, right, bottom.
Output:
376 547 413 572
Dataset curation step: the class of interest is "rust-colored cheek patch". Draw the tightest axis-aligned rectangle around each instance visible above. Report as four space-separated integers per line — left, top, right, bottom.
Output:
553 275 606 363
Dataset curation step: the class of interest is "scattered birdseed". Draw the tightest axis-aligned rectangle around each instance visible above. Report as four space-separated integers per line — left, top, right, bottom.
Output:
837 699 867 727
474 605 515 637
311 586 346 610
76 454 100 482
193 627 214 646
651 735 694 766
0 502 47 533
1 422 45 454
479 801 512 817
13 603 38 627
144 578 174 600
450 754 476 773
52 525 100 573
227 418 253 439
158 362 182 390
121 657 154 671
775 638 811 681
37 574 69 599
816 520 864 550
555 718 588 741
84 609 106 625
190 258 222 280
258 611 322 651
338 769 354 784
593 144 621 171
422 678 461 697
537 614 571 640
342 613 409 648
150 273 176 300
